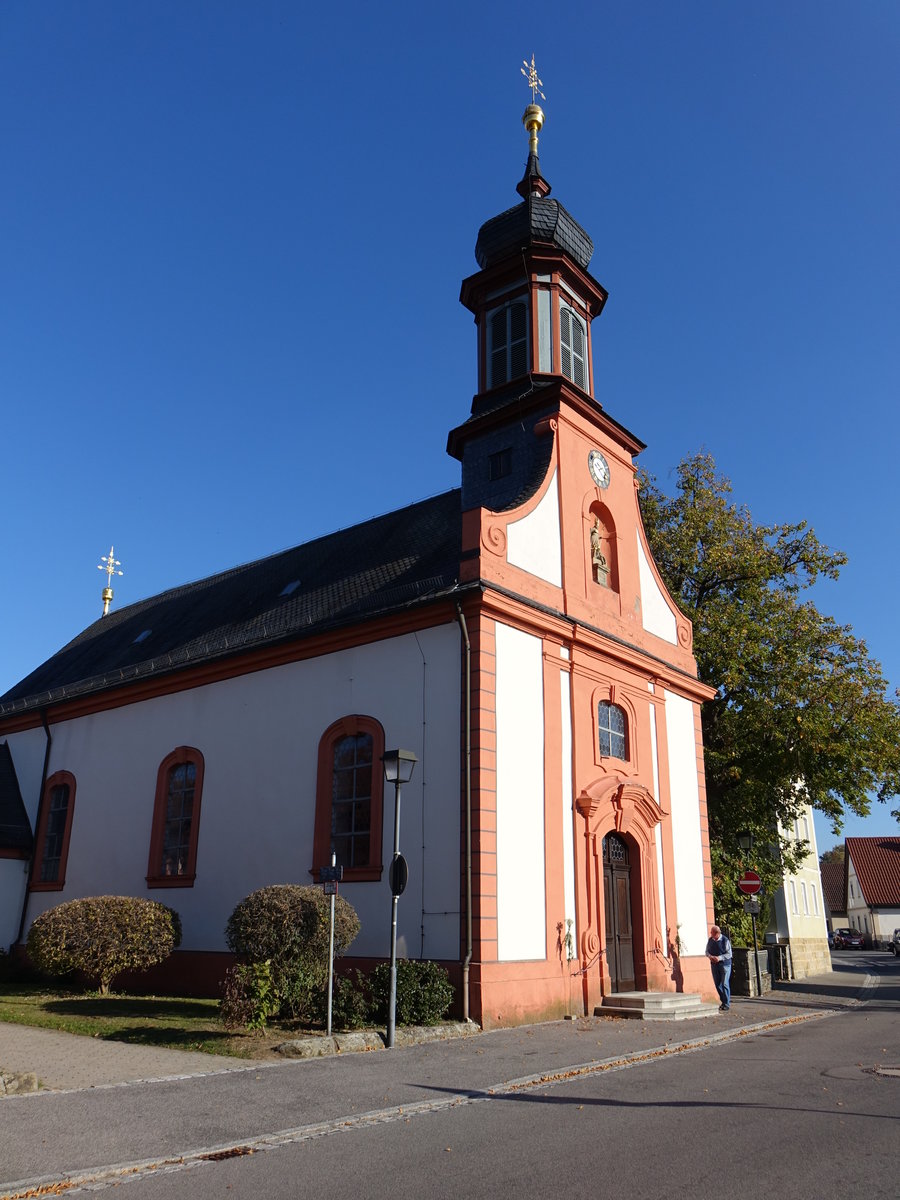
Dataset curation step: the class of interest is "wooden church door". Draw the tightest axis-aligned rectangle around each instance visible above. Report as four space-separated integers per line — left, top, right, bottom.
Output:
603 834 635 992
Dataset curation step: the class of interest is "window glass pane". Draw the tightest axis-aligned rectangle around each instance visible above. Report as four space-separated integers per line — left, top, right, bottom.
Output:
332 770 355 802
334 737 358 770
39 784 70 882
332 804 354 836
598 702 627 760
355 764 372 798
158 760 196 876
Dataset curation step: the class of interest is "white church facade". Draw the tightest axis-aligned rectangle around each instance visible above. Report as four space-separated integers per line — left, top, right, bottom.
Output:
0 97 718 1026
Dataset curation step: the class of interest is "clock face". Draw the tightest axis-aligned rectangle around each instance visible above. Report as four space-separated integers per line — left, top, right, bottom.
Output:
588 450 610 489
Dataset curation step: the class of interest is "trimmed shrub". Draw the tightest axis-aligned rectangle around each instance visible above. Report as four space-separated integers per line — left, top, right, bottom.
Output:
370 959 454 1027
224 885 360 1022
26 896 181 994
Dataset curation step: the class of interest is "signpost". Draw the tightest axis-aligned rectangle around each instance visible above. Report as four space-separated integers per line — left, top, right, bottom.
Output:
737 869 763 996
320 858 343 1037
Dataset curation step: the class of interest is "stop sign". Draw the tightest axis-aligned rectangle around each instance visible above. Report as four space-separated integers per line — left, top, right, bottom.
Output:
738 870 762 895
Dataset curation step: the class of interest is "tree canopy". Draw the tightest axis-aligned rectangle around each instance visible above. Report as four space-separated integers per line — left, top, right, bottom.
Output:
639 453 900 937
819 845 846 864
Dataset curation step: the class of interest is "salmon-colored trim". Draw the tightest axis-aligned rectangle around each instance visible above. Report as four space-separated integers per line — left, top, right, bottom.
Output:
29 770 76 892
0 847 29 859
146 747 204 887
311 716 385 883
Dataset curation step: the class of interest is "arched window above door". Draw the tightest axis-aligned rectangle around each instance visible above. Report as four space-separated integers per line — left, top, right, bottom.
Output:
598 701 628 761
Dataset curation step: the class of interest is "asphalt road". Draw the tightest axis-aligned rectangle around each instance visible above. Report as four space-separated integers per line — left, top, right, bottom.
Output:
2 953 897 1199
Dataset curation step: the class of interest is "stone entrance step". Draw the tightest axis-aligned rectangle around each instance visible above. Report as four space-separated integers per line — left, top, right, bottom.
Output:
595 991 721 1021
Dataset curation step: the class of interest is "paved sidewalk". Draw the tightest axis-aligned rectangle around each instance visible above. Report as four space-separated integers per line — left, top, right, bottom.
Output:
0 961 877 1095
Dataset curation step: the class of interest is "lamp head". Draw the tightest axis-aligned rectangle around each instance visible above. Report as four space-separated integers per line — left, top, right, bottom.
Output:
382 749 418 784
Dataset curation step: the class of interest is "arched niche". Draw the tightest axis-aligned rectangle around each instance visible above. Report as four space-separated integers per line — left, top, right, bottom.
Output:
588 501 618 592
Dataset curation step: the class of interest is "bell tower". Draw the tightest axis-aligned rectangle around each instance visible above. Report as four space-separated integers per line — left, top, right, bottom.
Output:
448 73 616 516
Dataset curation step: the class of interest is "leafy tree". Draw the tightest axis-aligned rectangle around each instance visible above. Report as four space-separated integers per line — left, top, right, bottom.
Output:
819 844 846 865
639 454 900 937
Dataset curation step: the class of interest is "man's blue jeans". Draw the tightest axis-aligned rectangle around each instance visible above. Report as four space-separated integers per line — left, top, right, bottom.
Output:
711 960 731 1007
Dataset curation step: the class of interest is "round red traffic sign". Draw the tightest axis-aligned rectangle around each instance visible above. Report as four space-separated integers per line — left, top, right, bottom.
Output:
738 870 761 895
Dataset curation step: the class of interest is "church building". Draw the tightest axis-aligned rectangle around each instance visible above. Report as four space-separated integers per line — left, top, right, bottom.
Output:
0 91 718 1026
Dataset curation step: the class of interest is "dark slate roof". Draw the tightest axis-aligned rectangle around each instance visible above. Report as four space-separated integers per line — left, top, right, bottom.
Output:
819 861 846 916
846 837 900 907
0 742 32 853
0 490 464 717
475 194 594 271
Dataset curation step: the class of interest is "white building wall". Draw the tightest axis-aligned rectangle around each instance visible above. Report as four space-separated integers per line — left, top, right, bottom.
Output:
559 653 576 948
636 533 677 645
663 690 708 956
506 471 562 587
15 623 462 962
495 622 546 961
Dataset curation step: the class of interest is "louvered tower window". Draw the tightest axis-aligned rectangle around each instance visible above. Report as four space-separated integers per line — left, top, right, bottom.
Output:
560 306 587 390
488 300 528 387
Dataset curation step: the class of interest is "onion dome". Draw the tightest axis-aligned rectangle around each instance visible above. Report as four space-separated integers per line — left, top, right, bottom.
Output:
474 101 594 271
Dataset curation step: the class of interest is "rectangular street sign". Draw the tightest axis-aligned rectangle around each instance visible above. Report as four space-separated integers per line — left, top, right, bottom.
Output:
743 898 760 914
320 866 343 883
323 880 338 896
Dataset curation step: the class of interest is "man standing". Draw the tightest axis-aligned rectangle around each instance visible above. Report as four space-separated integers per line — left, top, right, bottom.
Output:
706 924 733 1011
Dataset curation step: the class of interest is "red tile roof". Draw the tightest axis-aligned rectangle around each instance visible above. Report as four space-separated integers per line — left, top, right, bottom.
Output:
820 861 846 915
846 837 900 907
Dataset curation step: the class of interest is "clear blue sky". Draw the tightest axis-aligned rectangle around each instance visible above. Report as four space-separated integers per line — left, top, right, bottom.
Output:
2 3 897 848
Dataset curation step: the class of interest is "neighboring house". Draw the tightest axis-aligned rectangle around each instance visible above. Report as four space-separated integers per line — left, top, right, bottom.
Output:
845 837 900 947
0 101 718 1026
770 804 830 977
819 861 847 934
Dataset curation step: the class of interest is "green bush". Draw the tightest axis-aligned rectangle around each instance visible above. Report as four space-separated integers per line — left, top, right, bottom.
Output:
370 959 454 1026
220 959 279 1033
224 885 360 1022
26 896 181 994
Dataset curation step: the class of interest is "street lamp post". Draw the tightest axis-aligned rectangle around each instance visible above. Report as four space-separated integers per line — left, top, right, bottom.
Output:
381 748 417 1049
737 830 763 997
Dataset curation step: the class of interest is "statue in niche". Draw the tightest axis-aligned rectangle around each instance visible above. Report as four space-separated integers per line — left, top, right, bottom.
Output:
591 518 610 587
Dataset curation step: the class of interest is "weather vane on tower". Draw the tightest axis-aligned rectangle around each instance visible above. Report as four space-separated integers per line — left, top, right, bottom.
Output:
520 54 545 104
98 545 124 617
520 54 546 156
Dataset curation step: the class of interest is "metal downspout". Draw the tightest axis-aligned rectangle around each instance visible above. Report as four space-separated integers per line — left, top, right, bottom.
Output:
15 709 52 947
455 604 473 1023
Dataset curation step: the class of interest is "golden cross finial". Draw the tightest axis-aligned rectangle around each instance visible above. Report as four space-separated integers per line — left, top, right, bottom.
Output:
98 545 124 616
521 55 545 104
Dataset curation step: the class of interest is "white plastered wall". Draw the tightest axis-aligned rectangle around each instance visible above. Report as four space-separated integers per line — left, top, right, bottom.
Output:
13 624 462 961
636 532 677 644
663 690 708 956
495 622 546 961
506 471 562 587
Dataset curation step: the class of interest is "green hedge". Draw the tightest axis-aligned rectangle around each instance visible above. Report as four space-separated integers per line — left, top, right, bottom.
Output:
224 884 360 1022
369 959 454 1026
26 896 181 994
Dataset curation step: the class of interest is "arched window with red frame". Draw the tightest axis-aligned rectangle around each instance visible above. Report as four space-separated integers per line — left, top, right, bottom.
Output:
313 716 385 883
598 701 628 761
31 770 76 891
147 747 205 887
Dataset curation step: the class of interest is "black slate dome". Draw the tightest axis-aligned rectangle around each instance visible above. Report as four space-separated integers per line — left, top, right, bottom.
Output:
474 152 594 271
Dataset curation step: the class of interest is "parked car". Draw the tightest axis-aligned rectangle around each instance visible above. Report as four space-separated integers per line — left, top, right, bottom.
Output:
832 927 865 949
891 928 900 957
